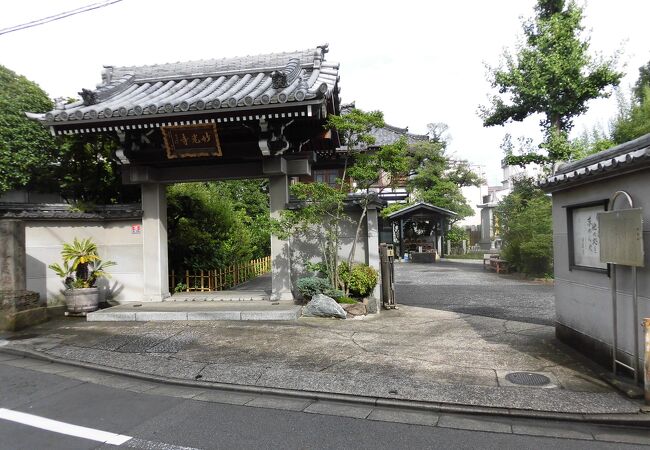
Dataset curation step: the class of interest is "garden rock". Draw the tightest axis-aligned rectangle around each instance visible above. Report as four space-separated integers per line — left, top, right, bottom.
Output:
342 302 367 317
302 294 347 319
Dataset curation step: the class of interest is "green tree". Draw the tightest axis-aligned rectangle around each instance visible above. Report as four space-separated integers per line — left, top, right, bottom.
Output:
495 177 553 276
275 108 386 289
49 133 139 206
167 183 257 273
210 180 271 259
346 137 409 264
327 108 385 183
481 0 622 168
274 181 347 289
403 140 483 221
632 61 650 103
0 65 55 193
611 86 650 144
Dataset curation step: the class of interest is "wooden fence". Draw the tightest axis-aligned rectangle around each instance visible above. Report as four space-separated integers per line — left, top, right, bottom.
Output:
169 256 271 292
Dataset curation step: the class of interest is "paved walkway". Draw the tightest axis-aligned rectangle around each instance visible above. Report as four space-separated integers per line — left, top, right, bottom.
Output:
397 259 555 325
0 262 645 422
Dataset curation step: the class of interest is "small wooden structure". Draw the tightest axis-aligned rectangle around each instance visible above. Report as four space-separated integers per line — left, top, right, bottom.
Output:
386 202 457 260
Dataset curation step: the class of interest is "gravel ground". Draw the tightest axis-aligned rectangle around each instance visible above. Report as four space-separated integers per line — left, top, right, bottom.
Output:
394 259 555 326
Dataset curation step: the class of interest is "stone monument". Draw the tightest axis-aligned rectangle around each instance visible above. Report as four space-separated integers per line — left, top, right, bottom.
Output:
0 220 47 331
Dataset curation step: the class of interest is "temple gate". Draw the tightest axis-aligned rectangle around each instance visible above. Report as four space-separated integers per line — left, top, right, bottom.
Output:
29 45 342 302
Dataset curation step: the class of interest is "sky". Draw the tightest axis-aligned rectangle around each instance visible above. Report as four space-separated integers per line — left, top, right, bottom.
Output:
1 0 649 186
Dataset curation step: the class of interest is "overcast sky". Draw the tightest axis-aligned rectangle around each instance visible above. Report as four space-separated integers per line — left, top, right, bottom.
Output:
1 0 649 184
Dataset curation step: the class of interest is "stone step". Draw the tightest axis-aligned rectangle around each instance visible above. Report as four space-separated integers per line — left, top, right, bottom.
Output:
86 301 301 322
170 290 270 302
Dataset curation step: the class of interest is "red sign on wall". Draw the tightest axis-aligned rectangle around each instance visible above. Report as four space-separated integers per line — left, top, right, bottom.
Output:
131 224 141 234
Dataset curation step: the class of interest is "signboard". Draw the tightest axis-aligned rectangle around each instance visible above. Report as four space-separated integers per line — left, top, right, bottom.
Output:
131 224 141 234
161 123 222 159
598 208 645 267
570 204 607 270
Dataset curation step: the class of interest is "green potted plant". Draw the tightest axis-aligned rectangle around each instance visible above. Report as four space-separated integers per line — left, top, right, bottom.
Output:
48 237 116 316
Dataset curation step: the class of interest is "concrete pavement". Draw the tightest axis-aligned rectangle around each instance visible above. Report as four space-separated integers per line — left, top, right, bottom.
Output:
0 304 646 422
0 260 647 425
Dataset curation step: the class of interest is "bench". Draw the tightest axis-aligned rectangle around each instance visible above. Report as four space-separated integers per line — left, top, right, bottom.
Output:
483 254 510 274
483 253 497 269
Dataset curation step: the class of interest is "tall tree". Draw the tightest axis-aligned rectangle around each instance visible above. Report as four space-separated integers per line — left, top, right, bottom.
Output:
480 0 622 168
346 137 409 264
51 133 139 206
166 180 272 274
495 176 553 275
609 62 650 144
0 65 55 193
632 62 650 104
327 108 384 184
275 108 386 290
399 139 483 221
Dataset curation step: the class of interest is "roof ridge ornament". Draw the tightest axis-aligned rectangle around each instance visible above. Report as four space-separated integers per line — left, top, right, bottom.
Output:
270 58 301 89
317 43 329 55
79 88 97 106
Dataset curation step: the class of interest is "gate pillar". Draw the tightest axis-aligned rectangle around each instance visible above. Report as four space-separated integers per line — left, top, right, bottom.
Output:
367 206 381 312
141 183 170 302
269 175 293 301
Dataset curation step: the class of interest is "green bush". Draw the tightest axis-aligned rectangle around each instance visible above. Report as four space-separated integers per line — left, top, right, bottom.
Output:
496 177 553 276
339 262 378 298
337 296 358 304
296 277 343 300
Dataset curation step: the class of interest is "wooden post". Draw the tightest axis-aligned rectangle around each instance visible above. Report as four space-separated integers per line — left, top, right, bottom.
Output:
185 270 189 291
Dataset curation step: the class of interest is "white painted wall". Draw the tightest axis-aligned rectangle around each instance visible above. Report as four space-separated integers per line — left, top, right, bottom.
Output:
25 220 144 306
551 169 650 363
289 205 371 285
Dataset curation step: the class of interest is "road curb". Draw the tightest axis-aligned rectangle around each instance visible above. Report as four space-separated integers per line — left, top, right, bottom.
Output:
2 346 648 427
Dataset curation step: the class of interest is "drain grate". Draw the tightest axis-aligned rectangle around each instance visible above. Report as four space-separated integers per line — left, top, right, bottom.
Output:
505 372 551 386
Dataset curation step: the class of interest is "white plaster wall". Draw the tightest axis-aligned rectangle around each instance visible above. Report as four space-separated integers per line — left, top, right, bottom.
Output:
25 220 144 305
552 169 650 359
289 206 370 285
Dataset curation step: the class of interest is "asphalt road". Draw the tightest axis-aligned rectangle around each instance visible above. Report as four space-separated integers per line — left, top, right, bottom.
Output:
395 259 556 325
1 364 648 450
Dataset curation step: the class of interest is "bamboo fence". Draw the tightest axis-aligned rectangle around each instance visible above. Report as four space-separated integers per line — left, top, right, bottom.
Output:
169 256 271 292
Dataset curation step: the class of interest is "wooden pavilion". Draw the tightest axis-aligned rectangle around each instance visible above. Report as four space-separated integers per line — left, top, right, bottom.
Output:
386 202 457 261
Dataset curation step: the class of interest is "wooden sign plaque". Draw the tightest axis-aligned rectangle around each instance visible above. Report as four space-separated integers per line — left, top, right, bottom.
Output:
161 123 222 159
598 208 645 267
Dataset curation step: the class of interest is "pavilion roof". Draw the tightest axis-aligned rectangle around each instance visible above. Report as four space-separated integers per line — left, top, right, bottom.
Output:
28 45 340 133
339 103 429 148
386 201 457 220
369 124 429 147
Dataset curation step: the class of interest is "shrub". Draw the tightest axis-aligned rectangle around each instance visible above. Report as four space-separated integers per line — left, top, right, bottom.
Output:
496 177 553 276
339 262 378 298
296 277 343 300
337 296 357 304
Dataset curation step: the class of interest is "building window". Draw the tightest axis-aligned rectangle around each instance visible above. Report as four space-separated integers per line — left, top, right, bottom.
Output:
313 169 339 187
566 200 608 273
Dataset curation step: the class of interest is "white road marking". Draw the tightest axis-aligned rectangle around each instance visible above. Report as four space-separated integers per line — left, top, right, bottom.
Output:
0 407 132 445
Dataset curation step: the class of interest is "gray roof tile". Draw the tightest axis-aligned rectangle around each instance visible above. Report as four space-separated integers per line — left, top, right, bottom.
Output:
540 133 650 191
30 45 338 126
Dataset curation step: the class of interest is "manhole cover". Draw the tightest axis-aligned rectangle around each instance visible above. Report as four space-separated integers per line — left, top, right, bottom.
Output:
505 372 551 386
4 333 39 341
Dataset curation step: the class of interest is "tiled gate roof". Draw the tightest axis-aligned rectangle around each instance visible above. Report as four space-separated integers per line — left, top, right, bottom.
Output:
28 45 339 128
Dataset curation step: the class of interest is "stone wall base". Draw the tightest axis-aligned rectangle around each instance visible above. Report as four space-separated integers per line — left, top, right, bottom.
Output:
556 322 639 376
0 289 48 331
1 306 48 331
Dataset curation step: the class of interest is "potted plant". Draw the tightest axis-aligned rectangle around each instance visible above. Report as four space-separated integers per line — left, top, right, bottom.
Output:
48 237 116 316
